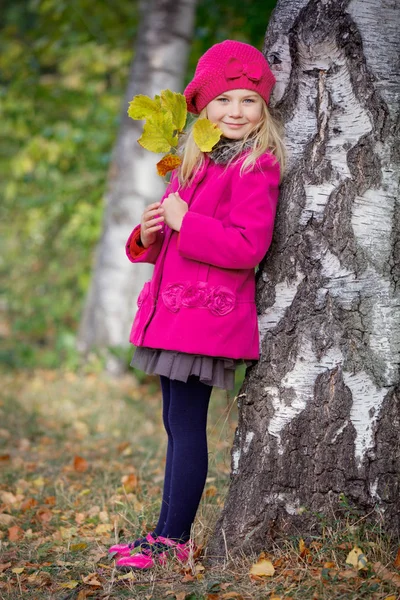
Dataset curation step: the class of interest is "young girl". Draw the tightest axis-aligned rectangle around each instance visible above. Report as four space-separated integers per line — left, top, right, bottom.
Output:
109 39 284 570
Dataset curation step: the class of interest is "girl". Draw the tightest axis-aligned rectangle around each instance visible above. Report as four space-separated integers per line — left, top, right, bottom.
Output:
109 39 284 570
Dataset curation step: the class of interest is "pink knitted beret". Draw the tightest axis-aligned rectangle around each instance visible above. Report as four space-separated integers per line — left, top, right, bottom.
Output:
184 40 276 115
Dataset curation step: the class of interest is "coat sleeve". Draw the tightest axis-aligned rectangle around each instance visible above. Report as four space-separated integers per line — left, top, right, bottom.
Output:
125 173 178 264
177 153 280 270
125 224 164 264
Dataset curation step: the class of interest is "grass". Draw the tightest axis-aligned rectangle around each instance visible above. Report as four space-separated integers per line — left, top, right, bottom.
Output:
0 368 399 600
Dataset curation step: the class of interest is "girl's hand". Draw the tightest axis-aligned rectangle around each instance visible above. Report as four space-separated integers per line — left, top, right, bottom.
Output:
162 193 188 232
140 202 165 248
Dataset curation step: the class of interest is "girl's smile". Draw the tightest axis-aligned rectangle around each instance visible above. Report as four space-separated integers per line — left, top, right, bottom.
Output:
206 89 263 139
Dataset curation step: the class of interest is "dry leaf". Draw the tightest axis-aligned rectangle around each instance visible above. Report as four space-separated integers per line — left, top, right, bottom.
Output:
249 557 275 577
117 571 136 581
59 581 80 589
81 572 102 587
73 456 88 472
8 525 24 541
0 514 15 526
21 498 38 511
338 569 359 579
121 473 139 493
27 571 52 586
384 596 398 600
221 593 244 599
44 496 56 506
36 508 52 524
71 542 88 552
299 538 310 558
175 593 186 600
323 562 336 568
0 563 11 573
32 476 45 488
394 547 400 569
11 567 25 574
373 562 400 587
156 154 182 177
0 454 10 461
0 492 20 505
345 546 368 570
95 523 112 535
205 485 217 497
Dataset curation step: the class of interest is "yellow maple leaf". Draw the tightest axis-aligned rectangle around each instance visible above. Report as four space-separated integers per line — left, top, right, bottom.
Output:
160 89 187 131
346 545 368 570
128 94 162 120
156 153 182 176
192 118 222 152
249 557 275 577
59 581 80 589
138 112 178 153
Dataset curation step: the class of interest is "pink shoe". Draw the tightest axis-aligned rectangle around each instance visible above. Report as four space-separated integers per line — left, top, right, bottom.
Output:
108 532 157 558
116 538 195 571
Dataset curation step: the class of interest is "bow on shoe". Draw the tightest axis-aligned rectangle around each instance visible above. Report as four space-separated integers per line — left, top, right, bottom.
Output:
224 57 262 82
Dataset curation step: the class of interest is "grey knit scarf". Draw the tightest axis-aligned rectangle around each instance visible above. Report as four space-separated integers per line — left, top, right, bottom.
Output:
207 136 255 164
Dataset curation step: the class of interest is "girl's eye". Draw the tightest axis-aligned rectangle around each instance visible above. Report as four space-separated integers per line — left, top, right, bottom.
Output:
244 99 255 103
217 97 228 102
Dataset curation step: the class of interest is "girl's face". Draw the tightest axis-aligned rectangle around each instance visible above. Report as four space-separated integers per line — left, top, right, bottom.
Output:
206 89 263 140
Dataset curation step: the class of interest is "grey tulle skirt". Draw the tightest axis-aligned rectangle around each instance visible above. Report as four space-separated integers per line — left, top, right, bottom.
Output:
130 347 254 391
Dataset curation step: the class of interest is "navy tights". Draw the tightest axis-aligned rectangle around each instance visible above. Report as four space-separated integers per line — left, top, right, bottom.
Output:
153 375 212 542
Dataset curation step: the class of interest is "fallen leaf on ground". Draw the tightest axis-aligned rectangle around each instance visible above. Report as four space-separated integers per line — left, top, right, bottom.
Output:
373 562 400 587
117 571 136 581
59 581 80 589
205 485 217 497
81 572 102 587
36 508 52 524
11 567 25 574
27 571 52 586
250 557 275 577
121 473 139 493
394 548 400 569
95 523 112 535
0 514 15 526
0 563 11 572
71 542 88 552
21 498 38 511
73 456 88 472
8 525 24 541
338 569 359 579
346 546 368 570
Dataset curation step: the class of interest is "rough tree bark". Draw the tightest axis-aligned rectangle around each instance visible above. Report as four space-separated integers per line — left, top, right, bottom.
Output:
78 0 197 363
209 0 400 559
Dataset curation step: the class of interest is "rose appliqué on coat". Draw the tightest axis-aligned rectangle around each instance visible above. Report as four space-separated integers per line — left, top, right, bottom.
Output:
181 282 211 308
137 281 151 308
208 285 236 316
161 283 186 313
162 282 236 316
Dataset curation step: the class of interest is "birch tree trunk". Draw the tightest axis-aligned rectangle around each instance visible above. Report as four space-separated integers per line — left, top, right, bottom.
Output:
209 0 400 559
78 0 197 361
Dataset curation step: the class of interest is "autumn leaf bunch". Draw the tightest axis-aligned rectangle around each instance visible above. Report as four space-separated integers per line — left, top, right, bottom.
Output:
128 89 222 176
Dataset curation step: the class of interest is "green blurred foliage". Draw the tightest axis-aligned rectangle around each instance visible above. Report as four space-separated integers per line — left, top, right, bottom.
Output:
1 0 276 370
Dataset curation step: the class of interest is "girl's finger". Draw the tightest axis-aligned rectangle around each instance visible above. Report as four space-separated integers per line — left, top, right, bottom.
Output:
145 224 163 234
145 216 164 225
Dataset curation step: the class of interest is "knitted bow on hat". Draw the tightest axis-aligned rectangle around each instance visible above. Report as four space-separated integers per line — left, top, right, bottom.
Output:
224 57 262 82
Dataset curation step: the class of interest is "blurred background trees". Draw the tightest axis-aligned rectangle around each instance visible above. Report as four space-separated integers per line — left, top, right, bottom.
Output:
1 0 275 370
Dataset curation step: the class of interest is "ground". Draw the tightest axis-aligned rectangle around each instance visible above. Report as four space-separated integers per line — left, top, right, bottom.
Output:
0 369 399 599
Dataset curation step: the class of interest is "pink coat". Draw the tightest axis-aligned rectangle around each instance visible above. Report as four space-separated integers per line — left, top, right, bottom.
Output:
126 152 280 359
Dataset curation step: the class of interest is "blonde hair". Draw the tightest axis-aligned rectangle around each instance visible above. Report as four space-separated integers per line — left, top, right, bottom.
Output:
178 99 286 187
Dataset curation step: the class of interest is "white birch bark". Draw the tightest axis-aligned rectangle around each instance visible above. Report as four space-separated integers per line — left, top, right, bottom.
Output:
209 0 400 559
77 0 197 362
